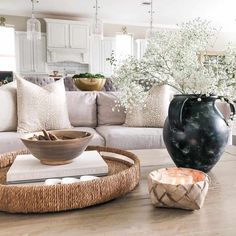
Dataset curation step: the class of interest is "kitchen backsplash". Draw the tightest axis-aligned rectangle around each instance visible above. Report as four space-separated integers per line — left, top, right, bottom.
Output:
47 61 89 76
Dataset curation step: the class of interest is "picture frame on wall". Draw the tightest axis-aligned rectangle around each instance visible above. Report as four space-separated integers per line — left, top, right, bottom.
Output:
0 71 13 86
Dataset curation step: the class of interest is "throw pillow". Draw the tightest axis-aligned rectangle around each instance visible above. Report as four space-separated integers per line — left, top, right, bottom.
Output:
17 78 72 132
0 81 17 131
125 85 172 127
66 92 97 127
97 92 126 126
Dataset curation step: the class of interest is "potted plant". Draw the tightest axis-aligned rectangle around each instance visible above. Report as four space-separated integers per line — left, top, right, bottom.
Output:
113 18 236 172
73 73 106 91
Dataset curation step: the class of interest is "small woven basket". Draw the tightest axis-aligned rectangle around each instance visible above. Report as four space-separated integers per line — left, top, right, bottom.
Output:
148 167 209 210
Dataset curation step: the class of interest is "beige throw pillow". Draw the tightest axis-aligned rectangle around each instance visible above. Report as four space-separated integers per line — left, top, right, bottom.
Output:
0 81 17 131
17 78 72 132
125 85 172 127
97 92 126 126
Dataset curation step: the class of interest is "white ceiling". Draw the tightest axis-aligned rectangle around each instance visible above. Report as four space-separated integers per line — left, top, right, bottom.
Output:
1 0 236 31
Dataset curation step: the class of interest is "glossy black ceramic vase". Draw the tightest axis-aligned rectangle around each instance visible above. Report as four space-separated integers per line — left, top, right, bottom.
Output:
163 95 235 173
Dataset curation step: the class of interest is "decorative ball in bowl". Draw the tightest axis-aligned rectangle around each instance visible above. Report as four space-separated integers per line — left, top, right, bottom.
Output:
21 130 93 165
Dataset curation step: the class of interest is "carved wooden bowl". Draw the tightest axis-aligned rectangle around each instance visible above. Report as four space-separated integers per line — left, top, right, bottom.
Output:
21 130 93 165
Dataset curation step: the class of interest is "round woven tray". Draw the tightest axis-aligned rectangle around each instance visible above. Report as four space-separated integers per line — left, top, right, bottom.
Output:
0 146 140 213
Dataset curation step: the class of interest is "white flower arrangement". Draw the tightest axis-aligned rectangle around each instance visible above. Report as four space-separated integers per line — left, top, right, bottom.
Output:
112 18 236 111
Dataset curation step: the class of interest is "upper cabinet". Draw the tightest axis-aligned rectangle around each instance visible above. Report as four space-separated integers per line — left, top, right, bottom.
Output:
69 24 88 49
45 19 89 62
47 22 68 48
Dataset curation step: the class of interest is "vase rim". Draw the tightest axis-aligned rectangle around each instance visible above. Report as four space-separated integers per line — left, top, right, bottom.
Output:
174 94 218 98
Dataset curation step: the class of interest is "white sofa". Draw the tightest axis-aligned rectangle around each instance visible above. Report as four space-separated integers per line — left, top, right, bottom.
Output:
0 91 166 154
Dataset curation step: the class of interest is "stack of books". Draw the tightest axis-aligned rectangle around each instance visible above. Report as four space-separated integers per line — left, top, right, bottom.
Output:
7 151 108 184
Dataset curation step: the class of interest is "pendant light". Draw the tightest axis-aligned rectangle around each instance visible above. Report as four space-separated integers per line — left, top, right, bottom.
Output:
145 0 157 40
92 0 103 38
27 0 41 40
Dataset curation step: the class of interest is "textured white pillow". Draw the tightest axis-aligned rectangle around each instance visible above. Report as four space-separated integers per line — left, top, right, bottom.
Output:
0 81 17 131
125 85 172 127
17 78 72 132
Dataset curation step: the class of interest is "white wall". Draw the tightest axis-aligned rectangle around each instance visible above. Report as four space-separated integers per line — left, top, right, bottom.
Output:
2 15 147 39
3 14 236 51
211 32 236 51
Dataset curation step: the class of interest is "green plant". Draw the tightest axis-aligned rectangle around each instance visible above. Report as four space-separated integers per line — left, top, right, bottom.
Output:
72 73 105 79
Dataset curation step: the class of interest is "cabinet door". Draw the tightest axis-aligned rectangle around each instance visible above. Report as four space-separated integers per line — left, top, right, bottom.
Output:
101 38 116 77
15 32 33 73
33 34 46 73
47 23 68 48
69 24 89 50
89 35 102 74
15 32 46 73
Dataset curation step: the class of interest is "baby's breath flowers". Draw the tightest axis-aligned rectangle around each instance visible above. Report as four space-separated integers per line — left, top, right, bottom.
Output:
113 18 236 111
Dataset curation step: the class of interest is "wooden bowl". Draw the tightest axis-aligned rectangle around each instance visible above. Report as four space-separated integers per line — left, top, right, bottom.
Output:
74 78 106 91
21 130 93 165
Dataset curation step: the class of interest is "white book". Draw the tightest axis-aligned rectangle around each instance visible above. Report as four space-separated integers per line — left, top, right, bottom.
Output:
7 151 108 184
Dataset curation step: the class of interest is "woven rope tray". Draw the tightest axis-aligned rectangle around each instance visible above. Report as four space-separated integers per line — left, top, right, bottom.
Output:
0 146 140 213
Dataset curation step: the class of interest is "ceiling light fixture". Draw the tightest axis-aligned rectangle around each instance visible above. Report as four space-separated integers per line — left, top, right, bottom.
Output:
145 0 157 40
27 0 41 40
92 0 103 38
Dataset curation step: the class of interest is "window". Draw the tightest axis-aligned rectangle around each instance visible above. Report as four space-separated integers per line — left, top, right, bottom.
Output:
115 33 133 61
0 26 16 71
201 51 225 76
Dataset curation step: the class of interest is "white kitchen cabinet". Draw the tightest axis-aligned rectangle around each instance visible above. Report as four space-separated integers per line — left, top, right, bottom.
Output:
15 32 46 74
45 19 89 51
101 37 116 77
45 19 89 64
89 37 116 76
33 35 47 72
89 35 102 74
69 24 89 49
47 22 68 48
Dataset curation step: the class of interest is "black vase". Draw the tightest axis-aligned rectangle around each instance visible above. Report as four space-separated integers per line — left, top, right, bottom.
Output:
163 94 235 173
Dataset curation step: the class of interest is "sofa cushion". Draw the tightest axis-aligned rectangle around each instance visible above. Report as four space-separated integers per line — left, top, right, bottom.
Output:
17 78 72 132
66 92 97 127
0 127 105 154
96 125 165 150
0 81 17 131
72 127 105 146
0 132 24 154
97 92 126 126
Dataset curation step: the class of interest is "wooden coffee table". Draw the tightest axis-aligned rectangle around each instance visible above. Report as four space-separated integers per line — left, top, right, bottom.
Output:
1 146 236 236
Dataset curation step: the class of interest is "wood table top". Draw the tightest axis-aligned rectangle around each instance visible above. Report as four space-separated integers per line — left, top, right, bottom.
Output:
1 146 236 236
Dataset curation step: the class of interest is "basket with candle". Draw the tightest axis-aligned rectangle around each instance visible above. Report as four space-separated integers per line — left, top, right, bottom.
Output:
147 167 209 210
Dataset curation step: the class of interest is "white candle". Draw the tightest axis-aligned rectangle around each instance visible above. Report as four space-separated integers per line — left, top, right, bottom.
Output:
44 178 62 185
61 177 80 184
80 176 99 181
161 172 193 185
